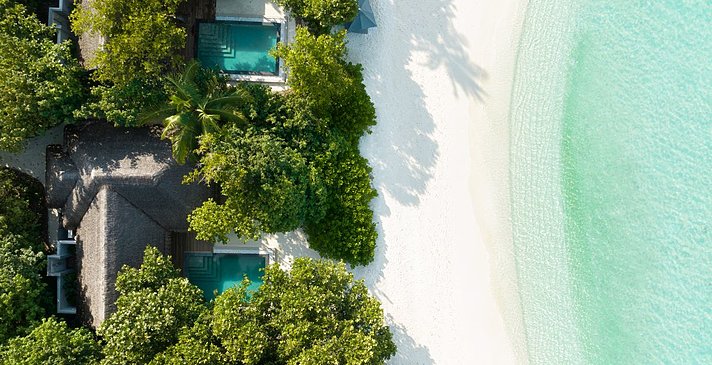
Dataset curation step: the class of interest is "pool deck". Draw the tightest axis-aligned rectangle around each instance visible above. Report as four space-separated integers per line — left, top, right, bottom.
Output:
216 0 294 87
179 0 217 61
217 0 285 20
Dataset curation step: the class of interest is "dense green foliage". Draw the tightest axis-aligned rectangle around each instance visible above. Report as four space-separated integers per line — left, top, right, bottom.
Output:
75 76 168 127
123 250 395 364
98 246 205 365
208 258 396 364
71 0 186 126
0 167 46 246
1 317 101 365
140 61 248 163
0 168 48 344
187 122 311 243
70 0 186 85
302 145 378 265
187 29 378 265
275 0 358 34
0 234 46 344
0 0 85 151
275 29 377 142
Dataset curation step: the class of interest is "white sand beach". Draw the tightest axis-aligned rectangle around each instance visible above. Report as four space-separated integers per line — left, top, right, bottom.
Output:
1 0 531 362
344 0 530 363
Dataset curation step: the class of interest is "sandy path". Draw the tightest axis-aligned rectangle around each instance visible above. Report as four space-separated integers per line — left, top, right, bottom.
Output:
344 0 530 363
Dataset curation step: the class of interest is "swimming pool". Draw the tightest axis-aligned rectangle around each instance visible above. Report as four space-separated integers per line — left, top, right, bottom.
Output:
184 252 266 300
197 21 281 75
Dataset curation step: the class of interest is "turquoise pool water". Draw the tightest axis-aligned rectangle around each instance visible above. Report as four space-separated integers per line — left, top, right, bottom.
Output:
197 21 280 74
184 253 266 301
511 1 711 364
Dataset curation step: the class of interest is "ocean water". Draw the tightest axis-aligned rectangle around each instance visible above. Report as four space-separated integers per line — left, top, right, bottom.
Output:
510 1 712 364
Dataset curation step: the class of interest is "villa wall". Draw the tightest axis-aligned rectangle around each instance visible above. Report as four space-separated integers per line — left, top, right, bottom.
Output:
216 0 285 20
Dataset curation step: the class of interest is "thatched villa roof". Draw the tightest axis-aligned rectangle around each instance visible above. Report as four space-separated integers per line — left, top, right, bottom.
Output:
45 121 211 327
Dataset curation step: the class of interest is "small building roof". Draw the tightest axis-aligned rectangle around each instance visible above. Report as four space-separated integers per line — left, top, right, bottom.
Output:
46 121 210 231
46 121 212 328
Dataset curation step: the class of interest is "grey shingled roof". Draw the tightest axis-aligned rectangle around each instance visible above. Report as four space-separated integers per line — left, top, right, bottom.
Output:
46 121 211 327
46 121 210 230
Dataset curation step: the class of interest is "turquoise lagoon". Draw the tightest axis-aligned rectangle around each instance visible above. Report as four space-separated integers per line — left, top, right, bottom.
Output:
510 1 711 364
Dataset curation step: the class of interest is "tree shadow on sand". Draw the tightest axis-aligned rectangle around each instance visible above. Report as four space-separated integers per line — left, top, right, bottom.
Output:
345 1 485 362
348 0 485 210
387 317 435 364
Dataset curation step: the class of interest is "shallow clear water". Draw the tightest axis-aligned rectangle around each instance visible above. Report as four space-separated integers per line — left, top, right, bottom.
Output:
184 253 265 300
197 22 279 74
511 1 711 363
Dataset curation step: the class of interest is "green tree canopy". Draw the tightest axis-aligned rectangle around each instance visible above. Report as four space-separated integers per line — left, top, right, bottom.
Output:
1 317 101 365
0 168 48 344
158 258 396 364
70 0 187 85
75 75 168 127
275 0 358 34
185 29 378 265
303 143 378 265
0 167 46 247
275 28 376 142
98 246 206 365
187 126 311 243
70 0 186 126
0 234 46 344
0 0 85 151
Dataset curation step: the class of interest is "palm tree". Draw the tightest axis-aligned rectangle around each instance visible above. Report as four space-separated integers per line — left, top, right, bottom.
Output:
140 61 250 164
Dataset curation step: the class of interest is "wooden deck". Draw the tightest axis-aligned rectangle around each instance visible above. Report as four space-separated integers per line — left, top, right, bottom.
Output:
170 231 213 270
178 0 216 61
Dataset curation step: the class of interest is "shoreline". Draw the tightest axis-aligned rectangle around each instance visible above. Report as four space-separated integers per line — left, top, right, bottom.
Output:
1 0 535 362
345 0 530 363
464 0 530 363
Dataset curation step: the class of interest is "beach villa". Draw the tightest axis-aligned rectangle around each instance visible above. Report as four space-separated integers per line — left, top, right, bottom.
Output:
44 122 272 326
196 0 295 85
39 0 294 327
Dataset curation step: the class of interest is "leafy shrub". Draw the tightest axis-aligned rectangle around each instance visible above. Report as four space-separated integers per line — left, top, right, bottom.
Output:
275 29 375 139
1 317 101 365
74 76 168 127
70 0 187 85
211 258 395 364
0 167 46 247
304 144 378 265
0 234 46 344
0 0 85 151
98 246 205 365
188 127 311 243
275 0 358 34
0 168 48 343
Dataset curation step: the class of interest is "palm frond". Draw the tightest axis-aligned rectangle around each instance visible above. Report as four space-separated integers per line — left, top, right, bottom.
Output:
162 113 200 164
166 68 201 105
197 110 221 135
161 114 183 140
181 60 200 84
205 108 248 127
205 89 253 109
138 103 175 125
